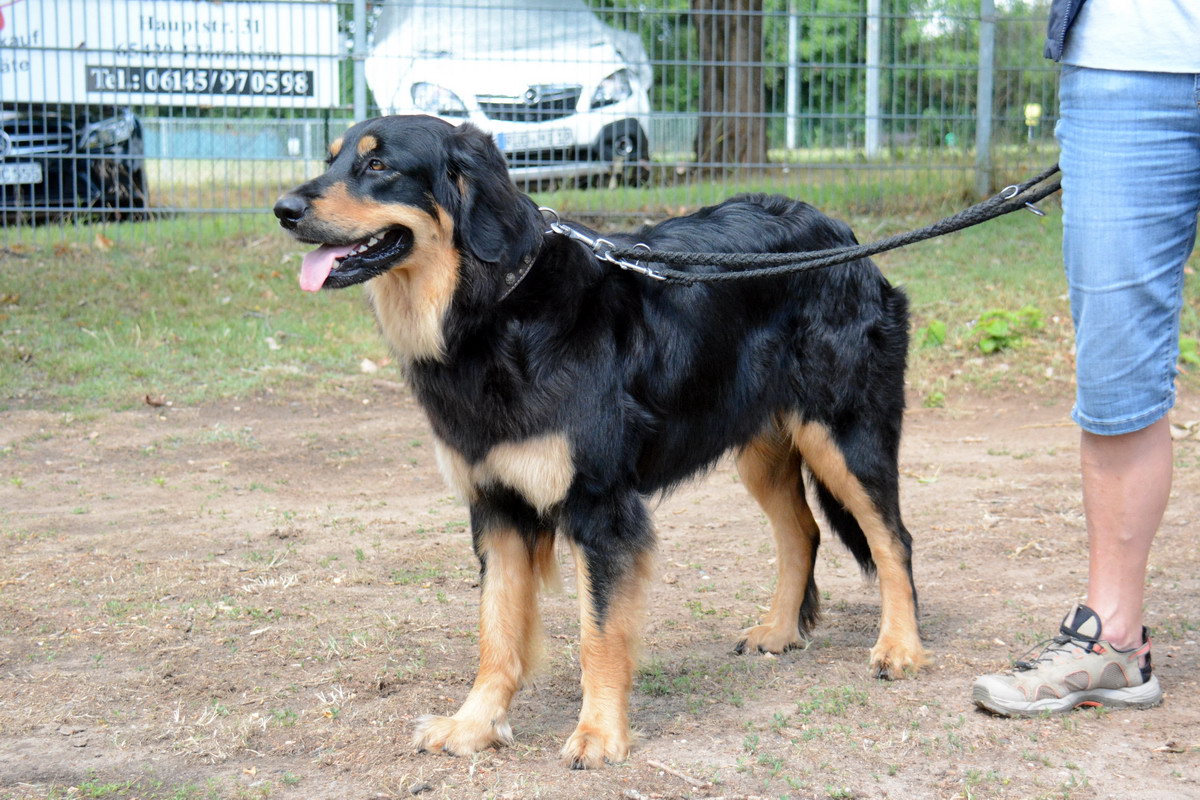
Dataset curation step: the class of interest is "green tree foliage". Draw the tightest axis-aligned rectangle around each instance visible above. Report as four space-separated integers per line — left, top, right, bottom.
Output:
593 0 1055 153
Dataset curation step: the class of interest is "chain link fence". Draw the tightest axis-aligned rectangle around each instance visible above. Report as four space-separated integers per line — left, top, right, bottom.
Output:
0 0 1058 239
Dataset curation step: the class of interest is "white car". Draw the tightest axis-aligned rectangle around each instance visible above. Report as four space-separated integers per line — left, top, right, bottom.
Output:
365 0 652 184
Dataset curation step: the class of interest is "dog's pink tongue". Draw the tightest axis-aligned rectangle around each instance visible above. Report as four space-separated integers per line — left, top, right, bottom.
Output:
299 243 357 292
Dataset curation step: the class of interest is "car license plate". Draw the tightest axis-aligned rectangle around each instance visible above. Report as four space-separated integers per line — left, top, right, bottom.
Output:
0 163 43 185
495 128 573 153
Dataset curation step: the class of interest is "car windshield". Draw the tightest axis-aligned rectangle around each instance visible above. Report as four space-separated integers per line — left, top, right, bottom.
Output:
373 0 615 57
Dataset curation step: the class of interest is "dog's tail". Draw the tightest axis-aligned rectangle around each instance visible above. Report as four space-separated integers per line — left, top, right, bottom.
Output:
809 479 877 580
801 271 911 604
533 531 563 594
805 466 917 623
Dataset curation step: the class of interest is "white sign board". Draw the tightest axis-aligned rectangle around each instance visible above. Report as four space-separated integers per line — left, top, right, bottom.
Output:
0 0 340 108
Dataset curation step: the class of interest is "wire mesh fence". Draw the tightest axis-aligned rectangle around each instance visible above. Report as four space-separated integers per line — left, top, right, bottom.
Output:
0 0 1059 242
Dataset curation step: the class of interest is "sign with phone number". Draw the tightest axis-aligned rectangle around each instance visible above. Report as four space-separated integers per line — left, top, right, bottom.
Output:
86 66 314 97
0 0 338 108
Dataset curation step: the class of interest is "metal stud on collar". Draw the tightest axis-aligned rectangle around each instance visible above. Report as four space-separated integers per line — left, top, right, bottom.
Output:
498 252 535 302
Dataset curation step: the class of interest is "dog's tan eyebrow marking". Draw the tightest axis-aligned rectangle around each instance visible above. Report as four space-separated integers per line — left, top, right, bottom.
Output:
357 135 379 156
328 137 344 158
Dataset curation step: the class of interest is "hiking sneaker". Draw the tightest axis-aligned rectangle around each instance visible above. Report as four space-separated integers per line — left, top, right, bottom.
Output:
972 604 1163 717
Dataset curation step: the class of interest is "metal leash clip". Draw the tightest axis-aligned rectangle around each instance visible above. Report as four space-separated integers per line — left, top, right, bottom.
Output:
538 207 666 280
999 184 1047 217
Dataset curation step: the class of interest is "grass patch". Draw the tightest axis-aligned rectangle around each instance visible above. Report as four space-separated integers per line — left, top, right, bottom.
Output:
875 206 1200 399
3 204 1198 412
44 773 253 799
389 565 442 585
531 144 1059 222
1 215 381 410
795 685 871 718
636 657 699 697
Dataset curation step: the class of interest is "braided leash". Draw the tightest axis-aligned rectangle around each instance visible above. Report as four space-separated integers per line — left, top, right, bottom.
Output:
542 163 1061 285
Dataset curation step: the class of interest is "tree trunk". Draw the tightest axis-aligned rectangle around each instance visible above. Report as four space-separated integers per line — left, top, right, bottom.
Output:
692 0 767 169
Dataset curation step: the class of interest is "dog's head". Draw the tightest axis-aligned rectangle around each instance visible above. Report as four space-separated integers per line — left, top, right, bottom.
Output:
274 115 541 294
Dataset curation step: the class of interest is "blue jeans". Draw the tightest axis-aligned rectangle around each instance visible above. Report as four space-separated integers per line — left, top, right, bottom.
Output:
1058 66 1200 435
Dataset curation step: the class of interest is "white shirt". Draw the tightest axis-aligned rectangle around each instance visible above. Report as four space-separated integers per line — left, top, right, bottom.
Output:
1062 0 1200 73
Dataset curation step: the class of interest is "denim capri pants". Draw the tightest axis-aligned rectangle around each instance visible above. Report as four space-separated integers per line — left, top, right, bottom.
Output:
1057 66 1200 435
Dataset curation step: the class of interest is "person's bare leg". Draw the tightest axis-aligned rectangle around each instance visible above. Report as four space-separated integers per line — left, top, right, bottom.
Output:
1081 416 1172 651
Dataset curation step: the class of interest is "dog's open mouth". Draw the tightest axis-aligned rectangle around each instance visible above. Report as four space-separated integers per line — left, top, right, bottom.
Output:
299 227 414 292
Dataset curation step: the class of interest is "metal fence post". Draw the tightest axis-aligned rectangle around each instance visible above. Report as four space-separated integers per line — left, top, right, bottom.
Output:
974 0 996 197
353 0 368 122
786 0 800 151
865 0 882 159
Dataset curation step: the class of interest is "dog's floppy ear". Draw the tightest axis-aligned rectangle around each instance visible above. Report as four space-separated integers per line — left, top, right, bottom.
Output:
433 123 540 266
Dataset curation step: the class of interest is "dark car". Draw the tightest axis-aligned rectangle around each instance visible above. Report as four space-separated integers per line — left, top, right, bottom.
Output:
0 105 148 221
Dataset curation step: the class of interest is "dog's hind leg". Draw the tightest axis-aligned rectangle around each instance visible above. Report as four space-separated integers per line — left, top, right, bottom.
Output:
560 489 653 769
413 498 549 756
734 426 821 655
790 418 929 679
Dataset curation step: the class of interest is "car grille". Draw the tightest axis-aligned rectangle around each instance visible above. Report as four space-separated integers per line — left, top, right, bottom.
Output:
477 85 582 123
1 113 74 159
505 147 580 165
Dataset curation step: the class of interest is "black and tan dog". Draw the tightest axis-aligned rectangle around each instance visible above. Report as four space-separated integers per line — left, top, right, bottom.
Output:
274 114 927 769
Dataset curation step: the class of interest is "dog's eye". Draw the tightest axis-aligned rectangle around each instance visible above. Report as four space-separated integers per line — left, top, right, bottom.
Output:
367 159 387 171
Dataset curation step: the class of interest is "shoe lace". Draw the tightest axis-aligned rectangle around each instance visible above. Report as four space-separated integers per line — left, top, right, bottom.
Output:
1012 633 1091 672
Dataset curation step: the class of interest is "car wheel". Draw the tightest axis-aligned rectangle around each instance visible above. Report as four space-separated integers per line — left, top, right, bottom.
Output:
597 122 649 187
90 159 149 220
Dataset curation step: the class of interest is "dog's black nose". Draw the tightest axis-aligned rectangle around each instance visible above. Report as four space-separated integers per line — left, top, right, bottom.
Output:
273 194 308 228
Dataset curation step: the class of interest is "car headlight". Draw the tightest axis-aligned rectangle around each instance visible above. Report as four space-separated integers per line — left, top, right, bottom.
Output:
590 69 633 109
79 109 137 149
411 83 469 117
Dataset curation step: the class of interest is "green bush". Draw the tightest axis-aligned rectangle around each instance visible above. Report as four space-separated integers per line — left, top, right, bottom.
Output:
974 306 1044 354
915 319 947 348
1179 336 1200 366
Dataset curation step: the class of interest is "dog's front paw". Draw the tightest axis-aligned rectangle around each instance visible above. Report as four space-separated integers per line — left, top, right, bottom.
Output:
869 634 930 680
413 713 513 756
735 623 806 655
560 722 630 769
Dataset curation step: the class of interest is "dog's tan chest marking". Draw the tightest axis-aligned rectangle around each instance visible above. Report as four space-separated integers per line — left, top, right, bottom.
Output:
434 434 574 514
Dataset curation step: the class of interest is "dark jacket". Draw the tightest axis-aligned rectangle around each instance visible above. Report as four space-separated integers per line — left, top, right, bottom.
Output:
1044 0 1088 60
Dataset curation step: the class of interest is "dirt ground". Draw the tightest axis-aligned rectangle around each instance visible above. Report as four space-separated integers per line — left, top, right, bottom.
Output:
2 383 1199 800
